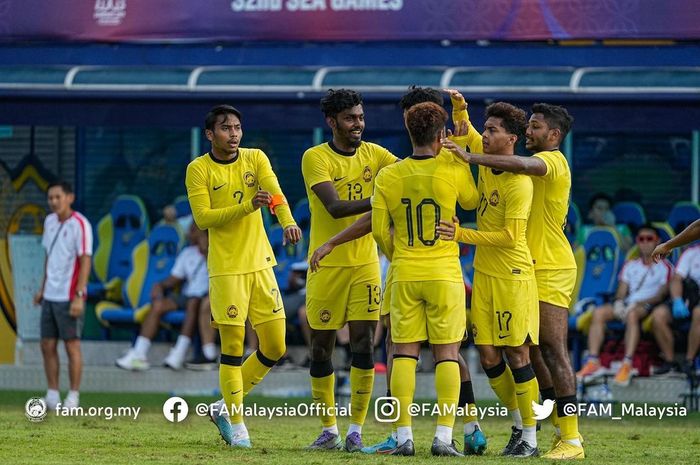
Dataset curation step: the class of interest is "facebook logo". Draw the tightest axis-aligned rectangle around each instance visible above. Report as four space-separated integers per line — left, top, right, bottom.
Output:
163 396 189 423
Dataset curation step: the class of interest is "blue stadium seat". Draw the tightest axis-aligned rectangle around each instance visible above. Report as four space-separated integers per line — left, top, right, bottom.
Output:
459 243 476 285
566 202 582 246
88 195 149 299
173 195 191 218
96 224 180 336
293 198 311 232
613 201 646 231
268 224 293 292
667 201 700 235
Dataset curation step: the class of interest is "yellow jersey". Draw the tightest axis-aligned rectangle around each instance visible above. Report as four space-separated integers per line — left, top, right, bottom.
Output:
185 149 296 277
529 150 576 270
473 166 534 280
372 155 479 282
302 141 397 267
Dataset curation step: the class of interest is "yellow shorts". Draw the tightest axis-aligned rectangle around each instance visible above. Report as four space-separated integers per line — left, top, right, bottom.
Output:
471 271 539 347
210 268 285 328
380 265 394 317
535 268 577 309
389 280 466 344
306 264 381 330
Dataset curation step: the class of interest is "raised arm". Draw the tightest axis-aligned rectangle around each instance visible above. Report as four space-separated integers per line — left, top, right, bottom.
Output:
441 138 548 177
437 217 526 249
653 219 700 262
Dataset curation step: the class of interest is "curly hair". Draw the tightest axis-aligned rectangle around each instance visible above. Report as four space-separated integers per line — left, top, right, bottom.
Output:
320 89 363 118
531 103 574 141
485 102 528 141
399 86 443 111
405 102 448 147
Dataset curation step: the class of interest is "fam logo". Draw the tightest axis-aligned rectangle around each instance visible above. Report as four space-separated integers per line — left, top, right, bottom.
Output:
227 305 238 319
94 0 127 26
244 172 256 188
25 397 48 422
362 166 372 183
319 309 331 323
489 190 500 207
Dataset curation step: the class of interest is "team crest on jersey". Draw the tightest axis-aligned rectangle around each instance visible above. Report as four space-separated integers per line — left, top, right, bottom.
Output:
489 190 500 207
320 309 332 323
227 305 238 319
362 166 372 183
471 323 478 340
244 172 256 188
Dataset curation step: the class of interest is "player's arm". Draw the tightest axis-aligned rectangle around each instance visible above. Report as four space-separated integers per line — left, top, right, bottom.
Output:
185 163 263 229
437 217 525 249
442 138 548 176
371 207 393 261
455 164 479 211
311 182 372 219
309 212 372 272
257 152 302 244
653 219 700 262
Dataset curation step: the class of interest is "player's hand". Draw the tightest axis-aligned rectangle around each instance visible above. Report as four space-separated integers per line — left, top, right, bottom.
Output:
33 291 43 306
283 225 302 246
672 297 690 319
652 242 672 263
445 120 469 139
309 242 334 272
443 88 467 110
441 138 472 164
251 190 272 210
70 297 85 318
436 219 458 241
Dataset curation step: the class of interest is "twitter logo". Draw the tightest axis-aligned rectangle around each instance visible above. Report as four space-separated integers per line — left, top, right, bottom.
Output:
532 399 555 420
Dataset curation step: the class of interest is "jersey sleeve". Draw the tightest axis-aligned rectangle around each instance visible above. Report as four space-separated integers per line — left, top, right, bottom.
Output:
77 217 94 256
41 216 51 249
619 261 632 284
301 149 331 189
371 172 393 260
255 150 296 229
455 218 525 249
170 250 187 280
504 176 533 220
533 151 561 182
375 144 399 171
455 163 479 211
675 250 692 278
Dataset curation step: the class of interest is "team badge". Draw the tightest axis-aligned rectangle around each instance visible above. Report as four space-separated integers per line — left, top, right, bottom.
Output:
320 309 332 323
363 166 372 182
471 324 478 340
489 190 500 207
244 172 256 188
227 305 238 319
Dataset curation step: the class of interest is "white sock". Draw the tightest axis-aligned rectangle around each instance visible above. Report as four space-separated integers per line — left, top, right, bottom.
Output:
46 389 60 400
522 425 537 447
565 437 582 447
391 430 398 441
347 423 362 437
322 424 339 435
133 336 151 358
203 343 218 361
172 335 191 357
434 425 453 444
396 426 413 446
554 425 561 437
66 390 79 400
464 421 479 435
231 421 249 438
511 409 523 429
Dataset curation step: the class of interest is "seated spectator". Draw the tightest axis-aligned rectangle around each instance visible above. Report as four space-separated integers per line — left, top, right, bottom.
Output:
576 225 672 385
583 192 632 250
650 244 700 379
116 225 215 370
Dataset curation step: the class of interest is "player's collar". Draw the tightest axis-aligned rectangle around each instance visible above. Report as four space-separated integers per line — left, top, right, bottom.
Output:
328 140 357 157
208 151 239 164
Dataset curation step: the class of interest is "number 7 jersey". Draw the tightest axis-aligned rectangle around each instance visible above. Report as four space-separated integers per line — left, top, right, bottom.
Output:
372 156 478 282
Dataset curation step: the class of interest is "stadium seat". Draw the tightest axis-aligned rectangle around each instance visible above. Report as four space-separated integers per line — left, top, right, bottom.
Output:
667 201 700 235
173 195 191 218
88 195 150 299
613 201 646 231
566 201 582 246
268 224 293 292
96 224 181 336
292 198 311 232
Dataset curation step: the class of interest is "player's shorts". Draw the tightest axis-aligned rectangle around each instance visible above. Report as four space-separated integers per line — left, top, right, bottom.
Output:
380 265 394 317
535 268 577 309
209 267 285 329
306 263 381 330
389 280 466 344
471 271 539 347
41 299 83 340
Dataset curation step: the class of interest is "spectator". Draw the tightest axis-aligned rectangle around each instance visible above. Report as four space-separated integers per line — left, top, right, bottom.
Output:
576 225 672 386
583 192 632 250
33 181 93 410
116 225 215 370
650 244 700 379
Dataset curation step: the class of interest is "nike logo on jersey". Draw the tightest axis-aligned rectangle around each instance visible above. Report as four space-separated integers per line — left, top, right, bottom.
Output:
213 183 226 190
333 176 346 182
355 390 372 395
367 308 379 313
272 308 283 314
231 390 241 395
498 334 510 339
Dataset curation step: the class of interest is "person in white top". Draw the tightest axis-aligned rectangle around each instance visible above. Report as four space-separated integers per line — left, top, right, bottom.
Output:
33 181 93 410
650 243 700 378
576 225 672 386
116 223 215 371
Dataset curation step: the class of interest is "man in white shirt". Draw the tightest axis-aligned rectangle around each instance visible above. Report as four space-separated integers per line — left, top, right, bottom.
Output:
576 225 672 386
116 225 215 371
33 181 93 410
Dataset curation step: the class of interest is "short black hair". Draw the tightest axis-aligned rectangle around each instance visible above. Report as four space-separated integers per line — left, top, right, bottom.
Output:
531 103 574 141
405 102 448 147
485 102 528 142
47 180 73 194
635 223 659 237
320 89 363 118
399 86 443 111
205 105 242 131
589 192 613 210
